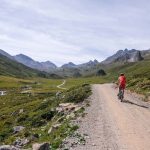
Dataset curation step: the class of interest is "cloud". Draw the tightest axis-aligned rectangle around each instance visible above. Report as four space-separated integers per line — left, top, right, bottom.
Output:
0 0 150 65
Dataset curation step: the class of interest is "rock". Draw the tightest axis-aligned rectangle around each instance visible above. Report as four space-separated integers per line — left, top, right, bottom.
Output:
56 91 61 97
74 106 82 112
66 112 75 119
56 103 78 113
56 107 63 113
13 138 29 147
48 127 52 134
19 109 24 114
13 126 25 134
48 124 61 134
55 116 64 123
11 111 18 116
30 134 39 141
32 143 50 150
0 145 19 150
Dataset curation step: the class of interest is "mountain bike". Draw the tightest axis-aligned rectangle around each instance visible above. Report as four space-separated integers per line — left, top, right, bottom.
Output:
118 88 124 102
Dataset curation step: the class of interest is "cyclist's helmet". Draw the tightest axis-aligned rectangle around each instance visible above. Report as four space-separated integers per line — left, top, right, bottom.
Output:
120 73 124 76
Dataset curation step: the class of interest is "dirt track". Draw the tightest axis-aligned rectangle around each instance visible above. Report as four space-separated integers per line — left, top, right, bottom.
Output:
73 84 150 150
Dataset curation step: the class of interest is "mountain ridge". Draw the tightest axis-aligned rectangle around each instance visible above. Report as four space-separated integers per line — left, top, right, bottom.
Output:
101 48 144 64
0 48 150 77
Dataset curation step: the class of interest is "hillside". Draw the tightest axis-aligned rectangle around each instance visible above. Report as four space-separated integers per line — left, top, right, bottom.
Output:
106 59 150 96
0 54 58 78
14 54 57 72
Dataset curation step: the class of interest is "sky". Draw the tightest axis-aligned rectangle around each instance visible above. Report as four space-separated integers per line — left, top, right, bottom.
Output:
0 0 150 66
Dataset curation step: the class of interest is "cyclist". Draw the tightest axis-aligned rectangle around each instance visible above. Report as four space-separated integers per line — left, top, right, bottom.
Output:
118 73 126 100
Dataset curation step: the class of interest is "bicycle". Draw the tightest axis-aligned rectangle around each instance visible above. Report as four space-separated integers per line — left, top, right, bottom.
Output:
118 88 124 102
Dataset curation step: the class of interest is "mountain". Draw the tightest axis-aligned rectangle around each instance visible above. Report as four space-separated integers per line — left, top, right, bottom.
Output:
102 49 143 64
79 59 99 68
61 62 76 69
0 54 43 78
0 53 61 78
141 49 150 59
1 48 150 78
14 54 57 72
61 60 99 69
0 49 15 60
41 61 57 70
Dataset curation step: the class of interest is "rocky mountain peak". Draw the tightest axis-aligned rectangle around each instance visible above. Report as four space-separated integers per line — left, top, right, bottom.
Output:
61 62 76 68
102 49 144 64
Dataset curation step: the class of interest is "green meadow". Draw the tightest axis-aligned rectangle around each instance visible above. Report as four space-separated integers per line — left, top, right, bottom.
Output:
0 75 103 148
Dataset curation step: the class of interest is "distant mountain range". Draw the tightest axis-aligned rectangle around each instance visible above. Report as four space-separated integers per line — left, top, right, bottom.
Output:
14 54 57 72
0 48 150 78
0 49 100 72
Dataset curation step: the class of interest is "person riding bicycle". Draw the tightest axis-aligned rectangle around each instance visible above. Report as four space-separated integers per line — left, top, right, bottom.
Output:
118 73 126 99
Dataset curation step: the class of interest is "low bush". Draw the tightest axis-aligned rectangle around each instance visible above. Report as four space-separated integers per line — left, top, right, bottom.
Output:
65 84 91 103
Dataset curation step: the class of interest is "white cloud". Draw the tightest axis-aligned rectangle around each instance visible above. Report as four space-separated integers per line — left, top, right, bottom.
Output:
0 0 150 65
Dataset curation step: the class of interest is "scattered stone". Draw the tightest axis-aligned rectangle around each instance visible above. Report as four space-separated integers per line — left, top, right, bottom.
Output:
66 112 75 119
13 138 29 148
55 116 64 123
11 111 18 116
19 109 24 114
56 103 78 113
13 126 25 134
30 134 39 141
62 95 65 99
0 145 19 150
0 91 7 96
74 106 82 112
48 124 61 134
32 143 50 150
56 91 61 97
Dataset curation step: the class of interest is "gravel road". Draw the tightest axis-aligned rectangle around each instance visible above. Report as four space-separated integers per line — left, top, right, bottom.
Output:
72 84 150 150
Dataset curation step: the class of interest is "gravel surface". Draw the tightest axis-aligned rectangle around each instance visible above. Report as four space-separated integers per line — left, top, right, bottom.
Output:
65 84 150 150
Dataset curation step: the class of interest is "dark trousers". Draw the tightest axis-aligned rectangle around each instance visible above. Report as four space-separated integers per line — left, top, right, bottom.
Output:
118 86 124 97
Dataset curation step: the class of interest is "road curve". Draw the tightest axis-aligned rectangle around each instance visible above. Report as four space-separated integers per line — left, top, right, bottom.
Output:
74 84 150 150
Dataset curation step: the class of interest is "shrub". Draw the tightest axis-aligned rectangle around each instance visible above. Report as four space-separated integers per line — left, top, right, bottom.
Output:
65 85 91 103
41 111 55 120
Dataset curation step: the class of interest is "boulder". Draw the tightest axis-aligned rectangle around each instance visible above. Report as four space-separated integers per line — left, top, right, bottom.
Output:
0 145 19 150
32 143 50 150
56 103 78 113
13 126 25 134
13 138 29 147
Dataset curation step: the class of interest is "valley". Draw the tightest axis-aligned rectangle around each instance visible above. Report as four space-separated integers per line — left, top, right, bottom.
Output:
0 49 150 149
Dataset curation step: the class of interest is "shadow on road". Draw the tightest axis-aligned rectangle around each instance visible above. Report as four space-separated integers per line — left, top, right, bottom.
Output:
122 99 149 109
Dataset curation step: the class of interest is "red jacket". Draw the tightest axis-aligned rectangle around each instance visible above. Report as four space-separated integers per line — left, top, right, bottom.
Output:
118 75 126 89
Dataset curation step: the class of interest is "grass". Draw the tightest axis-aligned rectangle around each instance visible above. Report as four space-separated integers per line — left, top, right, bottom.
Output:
64 76 108 89
106 59 150 96
0 57 149 148
0 75 94 149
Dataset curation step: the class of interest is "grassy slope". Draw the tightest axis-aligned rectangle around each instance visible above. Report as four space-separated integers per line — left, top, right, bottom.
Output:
0 54 55 78
106 59 150 95
0 76 92 148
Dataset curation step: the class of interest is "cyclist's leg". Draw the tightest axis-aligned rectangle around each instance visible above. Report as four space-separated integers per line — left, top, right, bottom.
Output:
118 86 121 99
